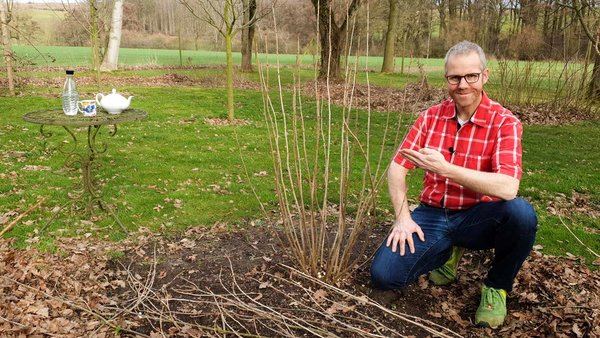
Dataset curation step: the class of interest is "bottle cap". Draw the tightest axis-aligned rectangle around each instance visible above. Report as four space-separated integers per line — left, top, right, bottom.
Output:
66 70 75 75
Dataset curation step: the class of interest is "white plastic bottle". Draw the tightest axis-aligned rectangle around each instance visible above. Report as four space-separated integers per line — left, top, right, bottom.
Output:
62 70 79 116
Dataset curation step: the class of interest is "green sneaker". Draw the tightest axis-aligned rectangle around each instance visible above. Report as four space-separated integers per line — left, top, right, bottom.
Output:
475 285 507 328
429 246 465 285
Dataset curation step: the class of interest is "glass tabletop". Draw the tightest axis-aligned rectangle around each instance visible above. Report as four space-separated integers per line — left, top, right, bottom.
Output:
23 108 148 127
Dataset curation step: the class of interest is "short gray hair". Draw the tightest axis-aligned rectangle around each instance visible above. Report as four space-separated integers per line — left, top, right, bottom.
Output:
444 41 487 72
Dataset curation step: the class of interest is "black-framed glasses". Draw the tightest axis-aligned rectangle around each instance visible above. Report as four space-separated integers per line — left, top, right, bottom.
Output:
445 72 482 85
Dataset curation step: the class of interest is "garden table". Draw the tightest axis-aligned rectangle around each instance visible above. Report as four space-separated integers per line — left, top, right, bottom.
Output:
23 108 147 230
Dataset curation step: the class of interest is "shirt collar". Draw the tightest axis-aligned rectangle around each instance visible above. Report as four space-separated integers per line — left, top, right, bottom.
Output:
441 91 491 127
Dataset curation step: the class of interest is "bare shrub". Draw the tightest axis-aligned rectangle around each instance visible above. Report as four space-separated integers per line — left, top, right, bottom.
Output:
258 6 410 284
491 58 597 121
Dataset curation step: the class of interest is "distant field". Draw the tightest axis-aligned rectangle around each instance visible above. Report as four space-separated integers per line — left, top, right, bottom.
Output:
15 4 66 46
9 44 439 74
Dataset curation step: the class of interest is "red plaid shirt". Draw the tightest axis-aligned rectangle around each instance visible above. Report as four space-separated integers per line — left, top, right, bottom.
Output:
394 91 523 210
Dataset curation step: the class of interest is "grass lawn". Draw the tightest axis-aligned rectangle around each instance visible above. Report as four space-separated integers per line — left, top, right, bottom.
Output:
11 44 419 71
0 58 598 267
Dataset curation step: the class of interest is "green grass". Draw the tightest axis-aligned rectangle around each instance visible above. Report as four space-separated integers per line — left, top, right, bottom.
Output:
519 123 600 260
0 58 598 267
0 86 409 244
8 44 441 74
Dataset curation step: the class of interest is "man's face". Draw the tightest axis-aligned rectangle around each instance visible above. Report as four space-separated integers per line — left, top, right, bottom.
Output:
445 52 489 115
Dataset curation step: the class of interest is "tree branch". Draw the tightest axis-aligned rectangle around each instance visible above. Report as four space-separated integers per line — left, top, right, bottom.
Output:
559 0 600 55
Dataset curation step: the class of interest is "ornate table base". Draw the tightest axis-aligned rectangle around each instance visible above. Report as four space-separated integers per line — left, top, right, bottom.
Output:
24 108 147 231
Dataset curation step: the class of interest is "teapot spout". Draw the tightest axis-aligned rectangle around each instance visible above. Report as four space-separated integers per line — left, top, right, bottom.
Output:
126 95 134 108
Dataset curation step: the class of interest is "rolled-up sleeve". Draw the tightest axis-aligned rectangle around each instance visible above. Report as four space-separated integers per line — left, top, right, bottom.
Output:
493 121 523 179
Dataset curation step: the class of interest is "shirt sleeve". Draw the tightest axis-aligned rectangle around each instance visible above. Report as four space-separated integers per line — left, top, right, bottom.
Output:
393 112 427 169
492 120 523 179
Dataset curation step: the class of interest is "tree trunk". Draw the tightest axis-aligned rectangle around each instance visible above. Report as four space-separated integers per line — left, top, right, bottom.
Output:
520 0 539 30
241 0 256 72
178 23 183 67
311 0 361 80
381 0 398 73
90 0 101 74
0 0 14 96
437 0 447 39
448 0 459 19
589 48 600 99
225 0 235 121
100 0 124 72
400 31 407 75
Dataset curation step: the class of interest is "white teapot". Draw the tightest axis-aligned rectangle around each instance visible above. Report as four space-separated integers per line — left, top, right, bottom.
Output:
96 88 133 114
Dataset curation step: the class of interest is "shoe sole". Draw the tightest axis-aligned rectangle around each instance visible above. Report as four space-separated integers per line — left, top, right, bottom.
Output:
476 321 500 329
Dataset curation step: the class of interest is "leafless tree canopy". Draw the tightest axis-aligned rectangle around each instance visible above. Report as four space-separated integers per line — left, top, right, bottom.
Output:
5 0 595 61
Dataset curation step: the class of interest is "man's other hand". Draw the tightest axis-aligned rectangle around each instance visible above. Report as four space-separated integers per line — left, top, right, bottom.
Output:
386 218 425 256
400 148 449 175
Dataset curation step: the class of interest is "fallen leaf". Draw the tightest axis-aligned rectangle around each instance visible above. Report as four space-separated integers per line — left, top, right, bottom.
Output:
180 238 196 248
259 281 272 289
313 289 328 304
326 301 354 315
173 199 183 208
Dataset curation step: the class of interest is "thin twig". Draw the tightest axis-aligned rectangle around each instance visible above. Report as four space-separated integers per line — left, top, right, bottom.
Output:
0 313 26 328
0 196 48 237
558 213 600 258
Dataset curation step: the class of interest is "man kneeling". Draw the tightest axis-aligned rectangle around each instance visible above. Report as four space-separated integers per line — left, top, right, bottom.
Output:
370 41 538 328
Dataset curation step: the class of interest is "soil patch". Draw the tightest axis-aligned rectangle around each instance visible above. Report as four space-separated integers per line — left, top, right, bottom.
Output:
1 224 598 337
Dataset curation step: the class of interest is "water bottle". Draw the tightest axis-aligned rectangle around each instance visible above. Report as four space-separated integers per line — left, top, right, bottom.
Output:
62 70 79 116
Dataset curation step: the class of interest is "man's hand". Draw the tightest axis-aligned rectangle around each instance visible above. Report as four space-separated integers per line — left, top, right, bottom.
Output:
386 217 425 256
400 148 449 175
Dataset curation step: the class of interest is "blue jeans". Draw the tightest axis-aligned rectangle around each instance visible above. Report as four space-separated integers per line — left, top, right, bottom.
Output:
371 198 537 292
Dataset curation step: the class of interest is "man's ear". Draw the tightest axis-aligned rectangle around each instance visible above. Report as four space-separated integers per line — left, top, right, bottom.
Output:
482 68 490 85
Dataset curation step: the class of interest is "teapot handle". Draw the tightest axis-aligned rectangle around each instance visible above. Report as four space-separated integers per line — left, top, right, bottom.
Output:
96 93 104 107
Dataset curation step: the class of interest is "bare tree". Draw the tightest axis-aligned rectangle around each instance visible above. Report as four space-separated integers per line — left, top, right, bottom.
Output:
560 0 600 99
0 0 14 96
180 0 269 121
381 0 398 73
100 0 124 71
310 0 361 80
